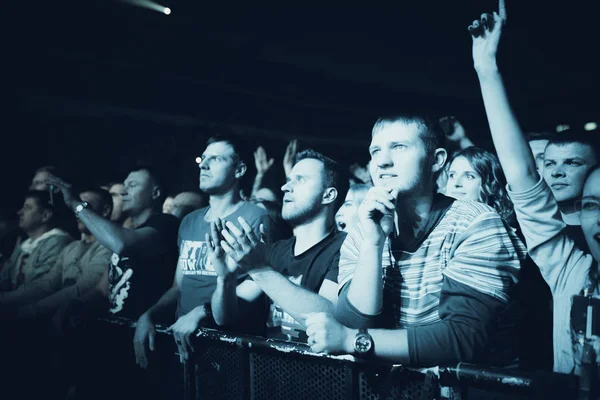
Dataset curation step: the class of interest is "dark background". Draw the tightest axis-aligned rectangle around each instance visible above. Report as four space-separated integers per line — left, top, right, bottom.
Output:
5 0 599 212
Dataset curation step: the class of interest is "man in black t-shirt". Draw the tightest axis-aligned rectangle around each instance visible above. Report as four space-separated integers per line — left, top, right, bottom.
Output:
48 166 179 319
210 149 349 342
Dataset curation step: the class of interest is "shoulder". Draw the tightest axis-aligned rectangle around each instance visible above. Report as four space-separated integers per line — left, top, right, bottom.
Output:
39 233 74 248
179 207 209 231
270 236 295 253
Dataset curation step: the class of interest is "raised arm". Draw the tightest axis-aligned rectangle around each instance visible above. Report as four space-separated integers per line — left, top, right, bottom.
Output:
47 176 164 256
471 0 538 192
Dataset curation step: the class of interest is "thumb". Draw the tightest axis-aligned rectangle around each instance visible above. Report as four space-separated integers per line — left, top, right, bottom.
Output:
149 330 155 352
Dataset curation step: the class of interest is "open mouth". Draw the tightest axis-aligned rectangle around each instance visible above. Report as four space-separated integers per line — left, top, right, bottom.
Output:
594 233 600 243
337 221 346 230
379 174 397 180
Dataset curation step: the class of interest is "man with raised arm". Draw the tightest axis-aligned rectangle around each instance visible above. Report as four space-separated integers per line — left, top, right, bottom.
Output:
48 167 180 320
468 1 599 374
304 113 526 367
210 149 349 343
133 134 277 368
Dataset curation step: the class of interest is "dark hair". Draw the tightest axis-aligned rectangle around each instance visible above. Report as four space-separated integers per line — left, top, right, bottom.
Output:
79 187 113 216
372 114 445 156
206 134 248 166
525 131 557 142
295 149 350 211
24 190 72 229
447 147 515 224
129 165 169 207
35 165 61 176
546 129 599 162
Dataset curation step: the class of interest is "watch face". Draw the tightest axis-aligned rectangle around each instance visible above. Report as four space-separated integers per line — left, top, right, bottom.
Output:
355 334 372 353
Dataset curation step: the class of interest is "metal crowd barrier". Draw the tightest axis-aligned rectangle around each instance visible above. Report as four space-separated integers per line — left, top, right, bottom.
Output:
92 316 583 400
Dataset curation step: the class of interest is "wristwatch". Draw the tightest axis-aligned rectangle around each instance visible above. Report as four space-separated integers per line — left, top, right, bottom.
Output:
353 328 374 357
74 201 89 217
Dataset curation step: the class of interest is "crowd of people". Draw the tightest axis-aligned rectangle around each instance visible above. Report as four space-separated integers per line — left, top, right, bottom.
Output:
1 2 599 399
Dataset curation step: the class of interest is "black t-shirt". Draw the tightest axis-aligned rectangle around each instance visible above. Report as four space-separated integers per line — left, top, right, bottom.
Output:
107 213 180 319
264 229 346 342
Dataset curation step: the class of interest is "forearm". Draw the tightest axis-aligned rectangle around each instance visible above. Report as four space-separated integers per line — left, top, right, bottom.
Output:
346 243 384 315
211 276 239 326
251 174 265 198
250 267 333 324
75 207 133 254
477 69 538 191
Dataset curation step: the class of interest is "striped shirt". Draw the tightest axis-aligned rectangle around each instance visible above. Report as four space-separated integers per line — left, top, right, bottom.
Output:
339 198 526 331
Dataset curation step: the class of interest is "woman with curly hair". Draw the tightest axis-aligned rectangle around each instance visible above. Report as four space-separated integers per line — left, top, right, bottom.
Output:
445 146 516 226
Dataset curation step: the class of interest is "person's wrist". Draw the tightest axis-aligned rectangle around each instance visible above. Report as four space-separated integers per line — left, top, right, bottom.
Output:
475 63 500 79
345 328 358 354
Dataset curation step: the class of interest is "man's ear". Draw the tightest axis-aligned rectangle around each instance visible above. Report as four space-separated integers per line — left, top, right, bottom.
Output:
102 204 112 219
152 186 162 201
41 209 53 224
432 148 447 174
235 162 247 179
322 187 338 206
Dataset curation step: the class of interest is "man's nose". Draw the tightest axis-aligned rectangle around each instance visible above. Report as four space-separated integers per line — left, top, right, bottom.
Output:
375 150 393 168
551 165 565 178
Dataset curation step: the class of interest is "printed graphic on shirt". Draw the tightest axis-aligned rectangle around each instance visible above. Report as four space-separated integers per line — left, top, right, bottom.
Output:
177 240 217 276
267 275 304 339
108 252 133 314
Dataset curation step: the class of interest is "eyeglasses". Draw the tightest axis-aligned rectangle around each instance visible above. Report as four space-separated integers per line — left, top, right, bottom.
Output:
574 198 600 215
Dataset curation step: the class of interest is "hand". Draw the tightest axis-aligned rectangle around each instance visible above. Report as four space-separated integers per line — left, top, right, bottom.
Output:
357 187 399 246
283 139 298 178
206 219 238 279
133 313 156 369
305 312 355 355
254 146 275 176
45 175 80 209
470 0 506 74
349 162 372 185
167 306 206 361
220 217 268 271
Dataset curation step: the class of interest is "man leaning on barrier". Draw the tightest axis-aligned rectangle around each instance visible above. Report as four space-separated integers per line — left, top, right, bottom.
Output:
305 113 526 367
133 134 278 368
210 149 349 343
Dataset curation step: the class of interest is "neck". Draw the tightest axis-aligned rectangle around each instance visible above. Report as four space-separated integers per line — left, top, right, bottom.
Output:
81 232 97 244
207 190 243 220
131 208 157 228
292 212 334 255
26 225 52 241
395 191 435 244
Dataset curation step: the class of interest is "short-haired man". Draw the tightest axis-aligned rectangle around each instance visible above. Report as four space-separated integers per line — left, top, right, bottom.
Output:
0 191 73 299
16 188 114 318
48 166 180 319
541 132 598 241
305 115 526 367
133 135 277 367
210 149 349 342
30 166 61 192
469 3 599 374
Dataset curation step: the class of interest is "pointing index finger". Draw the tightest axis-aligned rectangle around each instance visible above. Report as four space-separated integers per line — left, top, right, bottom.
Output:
498 0 507 21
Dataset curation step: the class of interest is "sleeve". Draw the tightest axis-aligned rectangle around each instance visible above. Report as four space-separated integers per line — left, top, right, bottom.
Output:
0 237 72 306
324 250 340 283
147 214 180 245
407 276 507 367
334 282 384 328
442 210 525 303
508 177 592 294
34 245 112 314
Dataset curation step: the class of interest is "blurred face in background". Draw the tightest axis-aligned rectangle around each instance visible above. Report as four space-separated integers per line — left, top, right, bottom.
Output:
30 170 52 191
18 197 50 234
335 187 367 231
162 196 174 214
121 170 157 216
580 169 600 262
